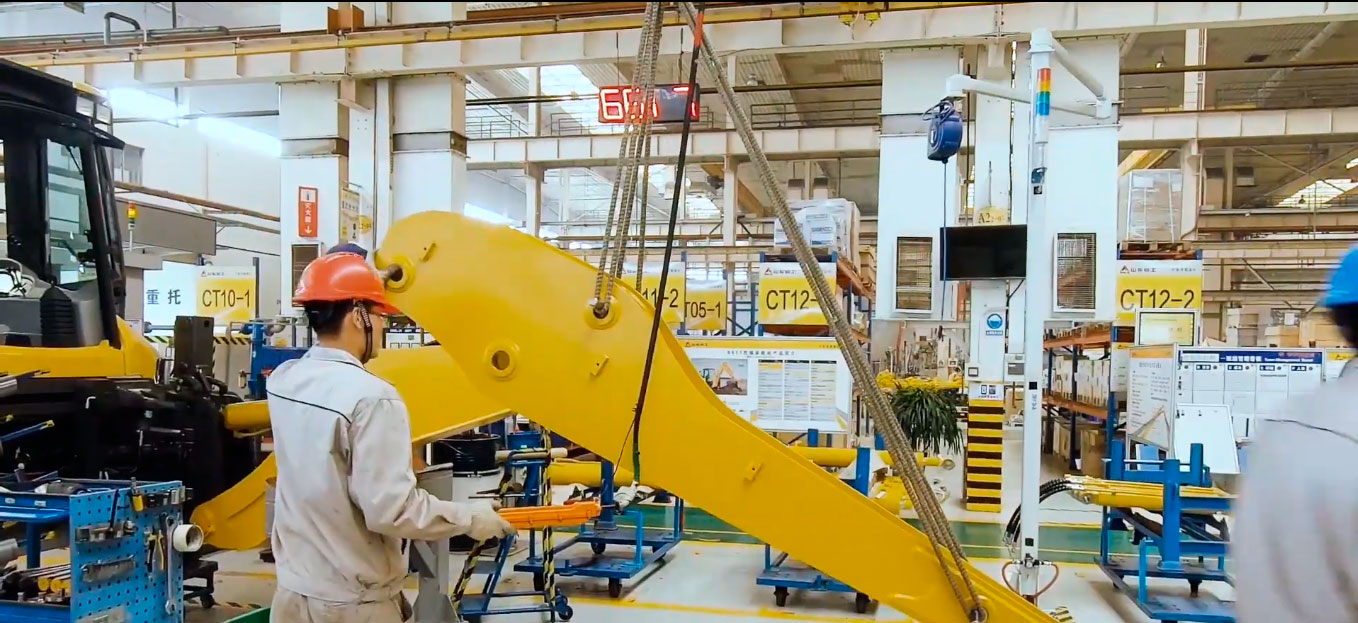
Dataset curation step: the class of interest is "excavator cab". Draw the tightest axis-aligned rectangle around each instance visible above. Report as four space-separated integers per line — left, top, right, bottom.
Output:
0 58 125 349
0 59 156 378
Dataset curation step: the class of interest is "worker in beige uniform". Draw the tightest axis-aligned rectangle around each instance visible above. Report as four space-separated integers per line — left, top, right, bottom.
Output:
1234 248 1358 623
268 252 515 622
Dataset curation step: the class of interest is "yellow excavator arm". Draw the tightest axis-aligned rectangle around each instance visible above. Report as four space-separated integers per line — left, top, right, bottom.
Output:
366 212 1052 623
197 211 1051 623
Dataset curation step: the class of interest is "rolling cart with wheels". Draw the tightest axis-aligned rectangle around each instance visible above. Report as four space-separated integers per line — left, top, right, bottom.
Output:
757 438 877 613
515 458 683 598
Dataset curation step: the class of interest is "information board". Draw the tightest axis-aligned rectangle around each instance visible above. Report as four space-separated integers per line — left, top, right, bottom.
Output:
685 278 727 332
1127 345 1176 449
338 187 374 251
1176 347 1322 442
756 262 838 326
625 262 686 326
1115 260 1203 325
679 337 850 433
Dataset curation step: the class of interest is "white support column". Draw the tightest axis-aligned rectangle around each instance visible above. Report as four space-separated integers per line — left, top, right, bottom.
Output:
1184 28 1206 111
525 163 544 237
969 43 1015 384
1012 32 1121 595
722 156 738 245
392 73 469 219
875 48 962 321
1181 139 1202 240
526 67 542 137
1223 147 1235 211
279 80 350 304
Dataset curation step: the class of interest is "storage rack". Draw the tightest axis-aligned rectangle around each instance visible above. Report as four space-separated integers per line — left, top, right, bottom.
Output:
1041 323 1131 472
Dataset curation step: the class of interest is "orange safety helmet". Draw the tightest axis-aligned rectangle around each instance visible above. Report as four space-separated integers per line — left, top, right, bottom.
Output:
292 252 401 315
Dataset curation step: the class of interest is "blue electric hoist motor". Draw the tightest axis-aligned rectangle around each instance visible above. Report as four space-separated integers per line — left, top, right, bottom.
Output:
925 99 963 163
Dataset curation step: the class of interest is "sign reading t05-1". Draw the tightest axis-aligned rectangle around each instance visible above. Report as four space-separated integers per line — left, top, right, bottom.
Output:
597 85 700 124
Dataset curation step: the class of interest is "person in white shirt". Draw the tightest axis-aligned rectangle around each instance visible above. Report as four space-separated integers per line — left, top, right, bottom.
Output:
268 252 514 622
1234 247 1358 623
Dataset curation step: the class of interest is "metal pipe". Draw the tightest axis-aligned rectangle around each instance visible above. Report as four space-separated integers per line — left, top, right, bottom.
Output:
1018 26 1055 597
113 109 279 124
103 12 144 45
114 181 279 222
18 2 1002 70
1047 33 1107 100
944 74 1100 118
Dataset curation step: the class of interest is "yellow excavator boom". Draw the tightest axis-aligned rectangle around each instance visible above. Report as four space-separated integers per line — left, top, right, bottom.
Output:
368 212 1052 623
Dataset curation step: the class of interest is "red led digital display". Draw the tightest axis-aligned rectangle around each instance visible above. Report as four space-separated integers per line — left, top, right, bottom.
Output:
597 85 700 124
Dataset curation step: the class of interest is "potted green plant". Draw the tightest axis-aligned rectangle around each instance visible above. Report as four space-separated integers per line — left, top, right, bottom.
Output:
886 379 965 456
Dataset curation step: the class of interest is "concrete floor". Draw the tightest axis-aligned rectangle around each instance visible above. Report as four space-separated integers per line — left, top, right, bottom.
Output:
184 423 1225 622
189 538 1233 623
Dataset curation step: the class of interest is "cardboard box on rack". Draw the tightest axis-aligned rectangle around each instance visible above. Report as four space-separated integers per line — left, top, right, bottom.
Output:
1079 425 1107 478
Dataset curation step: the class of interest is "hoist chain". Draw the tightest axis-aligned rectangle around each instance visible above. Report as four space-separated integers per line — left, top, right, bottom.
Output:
591 2 665 313
675 4 984 620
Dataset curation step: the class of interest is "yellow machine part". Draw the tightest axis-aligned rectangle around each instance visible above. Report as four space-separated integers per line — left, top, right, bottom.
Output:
547 451 948 487
191 346 511 550
373 212 1052 623
0 318 158 378
1065 475 1231 512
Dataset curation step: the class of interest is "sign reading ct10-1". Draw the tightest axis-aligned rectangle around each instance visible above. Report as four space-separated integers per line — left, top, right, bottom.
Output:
597 85 700 124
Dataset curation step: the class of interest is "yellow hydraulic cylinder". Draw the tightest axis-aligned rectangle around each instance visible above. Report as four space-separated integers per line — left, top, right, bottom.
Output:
548 451 951 487
369 212 1053 623
223 400 270 431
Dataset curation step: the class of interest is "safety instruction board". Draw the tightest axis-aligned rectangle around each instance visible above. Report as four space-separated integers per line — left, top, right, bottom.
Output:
1129 345 1324 450
685 278 727 332
679 337 850 433
625 262 686 326
1127 345 1176 449
1115 260 1203 326
756 262 838 326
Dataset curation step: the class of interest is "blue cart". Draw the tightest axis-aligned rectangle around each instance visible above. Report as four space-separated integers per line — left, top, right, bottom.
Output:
757 443 874 613
1099 442 1234 622
514 458 683 598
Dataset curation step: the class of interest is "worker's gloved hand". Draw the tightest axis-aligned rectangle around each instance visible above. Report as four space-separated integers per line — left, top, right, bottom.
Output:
464 501 516 541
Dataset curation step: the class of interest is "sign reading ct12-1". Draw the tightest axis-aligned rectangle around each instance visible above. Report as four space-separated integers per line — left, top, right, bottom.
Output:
597 85 701 124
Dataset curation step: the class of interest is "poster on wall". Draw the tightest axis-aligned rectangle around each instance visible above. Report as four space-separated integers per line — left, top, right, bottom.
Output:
679 337 851 433
1127 345 1176 449
338 187 375 251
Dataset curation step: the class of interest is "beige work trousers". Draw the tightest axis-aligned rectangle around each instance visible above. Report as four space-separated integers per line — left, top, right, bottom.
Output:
271 588 412 622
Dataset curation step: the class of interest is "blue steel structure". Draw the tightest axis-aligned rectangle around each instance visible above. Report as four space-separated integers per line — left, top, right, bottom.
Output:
514 450 683 598
458 431 573 622
757 430 874 613
240 321 308 399
1097 404 1234 623
0 479 188 623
